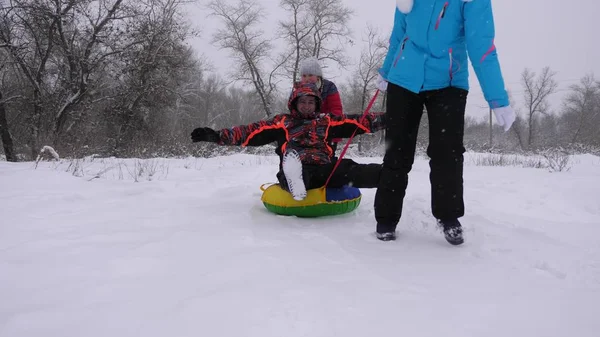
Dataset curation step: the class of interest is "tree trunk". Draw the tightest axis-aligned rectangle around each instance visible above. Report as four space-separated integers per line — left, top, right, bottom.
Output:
29 90 42 160
0 91 17 162
528 113 534 149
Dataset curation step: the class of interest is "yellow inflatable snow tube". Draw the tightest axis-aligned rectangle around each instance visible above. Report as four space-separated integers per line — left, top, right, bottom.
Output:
260 183 361 217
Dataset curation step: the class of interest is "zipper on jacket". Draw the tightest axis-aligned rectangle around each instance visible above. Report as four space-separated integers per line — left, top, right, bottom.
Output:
393 37 409 67
448 48 453 82
435 2 449 30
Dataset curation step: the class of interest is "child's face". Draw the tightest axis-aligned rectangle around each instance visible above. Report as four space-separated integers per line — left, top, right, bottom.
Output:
301 74 319 84
296 96 317 115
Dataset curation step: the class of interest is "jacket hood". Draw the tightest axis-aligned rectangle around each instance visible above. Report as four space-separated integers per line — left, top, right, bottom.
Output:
288 82 322 119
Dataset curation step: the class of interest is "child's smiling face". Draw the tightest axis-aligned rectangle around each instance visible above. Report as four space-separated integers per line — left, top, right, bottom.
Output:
296 95 317 115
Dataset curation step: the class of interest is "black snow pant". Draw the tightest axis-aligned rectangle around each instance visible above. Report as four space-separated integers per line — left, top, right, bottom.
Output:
375 84 467 233
277 158 381 191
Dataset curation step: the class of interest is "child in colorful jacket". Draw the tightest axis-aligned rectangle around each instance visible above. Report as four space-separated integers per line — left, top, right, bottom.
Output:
191 83 384 200
292 57 344 152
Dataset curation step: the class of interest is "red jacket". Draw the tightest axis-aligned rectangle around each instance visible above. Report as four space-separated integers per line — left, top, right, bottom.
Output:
319 79 343 117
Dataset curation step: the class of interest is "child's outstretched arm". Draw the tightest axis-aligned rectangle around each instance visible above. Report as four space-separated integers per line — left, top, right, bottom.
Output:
191 115 286 146
328 113 386 139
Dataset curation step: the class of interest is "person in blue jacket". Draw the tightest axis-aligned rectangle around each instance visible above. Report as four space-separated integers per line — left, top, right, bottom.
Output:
374 0 515 244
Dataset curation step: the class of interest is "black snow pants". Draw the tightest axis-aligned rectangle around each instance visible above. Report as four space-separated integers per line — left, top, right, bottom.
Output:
277 158 381 191
375 83 467 233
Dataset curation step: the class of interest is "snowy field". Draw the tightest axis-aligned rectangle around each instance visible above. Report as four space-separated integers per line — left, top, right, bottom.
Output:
1 152 600 337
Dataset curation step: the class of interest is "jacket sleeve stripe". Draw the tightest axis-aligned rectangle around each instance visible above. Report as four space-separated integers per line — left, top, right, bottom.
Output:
241 118 286 147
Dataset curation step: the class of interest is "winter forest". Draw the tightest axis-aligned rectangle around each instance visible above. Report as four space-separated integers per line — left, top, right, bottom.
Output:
1 0 599 162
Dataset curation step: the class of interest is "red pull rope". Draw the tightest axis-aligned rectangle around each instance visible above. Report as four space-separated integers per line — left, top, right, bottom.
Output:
324 89 380 187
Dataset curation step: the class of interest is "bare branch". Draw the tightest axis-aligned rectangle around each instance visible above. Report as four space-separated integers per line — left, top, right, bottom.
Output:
208 0 274 116
520 66 557 149
278 0 353 82
0 94 23 104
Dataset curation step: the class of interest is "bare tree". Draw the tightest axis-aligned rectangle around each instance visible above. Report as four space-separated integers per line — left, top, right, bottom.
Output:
278 0 314 83
50 0 130 138
0 89 16 161
0 0 143 154
306 0 352 65
0 51 17 161
279 0 353 83
511 114 527 151
0 0 71 157
520 67 558 149
195 74 224 126
1 0 204 158
537 113 561 149
104 0 200 155
354 26 386 111
561 73 600 145
208 0 278 117
339 25 387 152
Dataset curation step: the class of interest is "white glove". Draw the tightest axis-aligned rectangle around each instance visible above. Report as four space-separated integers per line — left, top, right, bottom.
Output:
376 74 388 92
493 105 516 132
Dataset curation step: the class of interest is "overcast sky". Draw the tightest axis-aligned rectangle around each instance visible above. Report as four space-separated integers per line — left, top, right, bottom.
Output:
186 0 600 119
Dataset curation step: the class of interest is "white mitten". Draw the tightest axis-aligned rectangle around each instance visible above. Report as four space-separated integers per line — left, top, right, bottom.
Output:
396 0 414 14
376 74 388 92
493 105 516 132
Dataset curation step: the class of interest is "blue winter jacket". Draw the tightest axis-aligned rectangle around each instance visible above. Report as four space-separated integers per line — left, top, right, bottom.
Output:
379 0 509 109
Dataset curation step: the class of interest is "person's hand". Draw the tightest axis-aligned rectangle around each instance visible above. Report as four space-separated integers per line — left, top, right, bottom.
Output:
376 74 388 92
493 106 516 132
191 127 220 143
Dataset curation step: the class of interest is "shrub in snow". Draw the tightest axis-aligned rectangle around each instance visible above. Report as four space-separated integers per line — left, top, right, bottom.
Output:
540 148 571 172
35 146 60 168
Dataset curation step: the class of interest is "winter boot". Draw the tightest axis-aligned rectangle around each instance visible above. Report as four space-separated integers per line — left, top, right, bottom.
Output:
437 219 464 245
376 231 397 241
282 150 307 201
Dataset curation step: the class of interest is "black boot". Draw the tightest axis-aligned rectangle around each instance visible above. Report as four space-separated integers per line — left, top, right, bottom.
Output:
437 219 464 245
376 231 396 241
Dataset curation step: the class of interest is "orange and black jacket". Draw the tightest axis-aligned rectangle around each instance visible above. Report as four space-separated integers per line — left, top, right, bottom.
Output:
216 112 385 165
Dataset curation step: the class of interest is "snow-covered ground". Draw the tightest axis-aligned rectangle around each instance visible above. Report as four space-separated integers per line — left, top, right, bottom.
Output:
1 152 599 337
